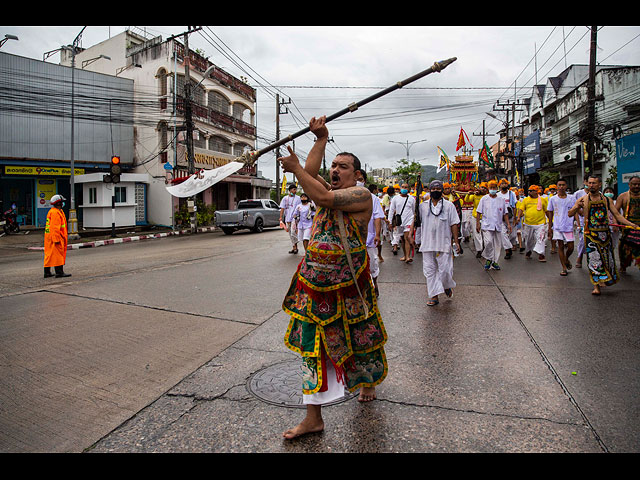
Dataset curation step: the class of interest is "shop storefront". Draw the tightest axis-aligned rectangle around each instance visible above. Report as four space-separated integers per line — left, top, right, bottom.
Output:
1 165 85 227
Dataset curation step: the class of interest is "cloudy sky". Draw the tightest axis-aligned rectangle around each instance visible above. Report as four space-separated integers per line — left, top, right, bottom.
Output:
2 25 640 182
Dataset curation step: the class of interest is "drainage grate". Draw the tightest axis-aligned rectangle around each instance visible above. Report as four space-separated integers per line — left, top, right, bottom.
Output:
246 359 357 408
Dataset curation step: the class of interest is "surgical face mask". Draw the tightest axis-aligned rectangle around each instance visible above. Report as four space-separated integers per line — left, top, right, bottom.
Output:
430 190 442 200
489 189 498 195
604 192 614 198
289 191 295 196
356 181 365 187
400 189 408 195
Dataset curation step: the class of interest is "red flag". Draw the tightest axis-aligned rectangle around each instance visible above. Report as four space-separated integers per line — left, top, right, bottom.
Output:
456 128 465 151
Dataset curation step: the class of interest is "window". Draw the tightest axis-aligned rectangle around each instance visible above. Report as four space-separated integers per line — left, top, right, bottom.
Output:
89 187 97 204
115 186 127 203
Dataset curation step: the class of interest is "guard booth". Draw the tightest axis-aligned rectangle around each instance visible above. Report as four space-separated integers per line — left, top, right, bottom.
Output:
75 173 150 228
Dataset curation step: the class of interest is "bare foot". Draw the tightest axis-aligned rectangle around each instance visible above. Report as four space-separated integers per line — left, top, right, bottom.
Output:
358 386 376 402
283 416 324 440
399 257 406 261
591 285 601 296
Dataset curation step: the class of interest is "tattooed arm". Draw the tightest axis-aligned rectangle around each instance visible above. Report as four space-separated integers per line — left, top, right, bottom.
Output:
279 145 371 213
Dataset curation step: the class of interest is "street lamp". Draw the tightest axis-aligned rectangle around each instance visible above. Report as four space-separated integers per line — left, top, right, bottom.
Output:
388 138 428 160
0 34 18 48
68 26 86 240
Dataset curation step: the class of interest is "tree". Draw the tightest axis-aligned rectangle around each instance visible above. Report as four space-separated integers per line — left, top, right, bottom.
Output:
393 158 422 185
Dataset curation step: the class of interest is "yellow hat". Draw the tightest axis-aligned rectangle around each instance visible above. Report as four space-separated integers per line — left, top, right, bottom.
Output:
479 182 488 188
499 178 509 185
488 180 498 188
549 184 557 189
443 182 451 188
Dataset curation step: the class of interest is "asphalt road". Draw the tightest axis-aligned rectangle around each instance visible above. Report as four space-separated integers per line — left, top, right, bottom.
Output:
1 227 638 452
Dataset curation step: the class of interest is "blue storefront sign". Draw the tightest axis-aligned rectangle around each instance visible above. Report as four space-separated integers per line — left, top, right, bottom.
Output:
523 131 541 175
616 132 640 194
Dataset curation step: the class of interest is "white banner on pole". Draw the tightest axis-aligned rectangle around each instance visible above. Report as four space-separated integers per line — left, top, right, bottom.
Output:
166 162 244 198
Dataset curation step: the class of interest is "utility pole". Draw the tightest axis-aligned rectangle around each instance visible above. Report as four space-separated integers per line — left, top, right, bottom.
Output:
68 26 86 241
492 100 526 181
586 26 598 175
275 94 291 203
182 26 202 233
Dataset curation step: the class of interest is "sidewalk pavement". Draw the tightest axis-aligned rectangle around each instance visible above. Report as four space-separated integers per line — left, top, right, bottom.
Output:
0 225 217 254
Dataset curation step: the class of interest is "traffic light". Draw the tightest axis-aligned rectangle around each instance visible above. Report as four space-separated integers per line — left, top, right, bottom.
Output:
103 155 121 183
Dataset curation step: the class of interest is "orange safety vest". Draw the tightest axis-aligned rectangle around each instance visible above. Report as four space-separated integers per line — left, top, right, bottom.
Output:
44 207 68 267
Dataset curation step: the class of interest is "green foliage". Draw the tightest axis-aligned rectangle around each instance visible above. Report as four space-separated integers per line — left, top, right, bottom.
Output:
393 158 422 185
539 171 559 188
606 165 617 188
174 201 216 228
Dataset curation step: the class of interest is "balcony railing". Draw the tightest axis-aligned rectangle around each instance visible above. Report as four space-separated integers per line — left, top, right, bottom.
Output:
175 97 256 139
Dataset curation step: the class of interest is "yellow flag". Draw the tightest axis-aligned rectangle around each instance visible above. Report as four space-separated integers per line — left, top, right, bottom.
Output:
281 174 287 195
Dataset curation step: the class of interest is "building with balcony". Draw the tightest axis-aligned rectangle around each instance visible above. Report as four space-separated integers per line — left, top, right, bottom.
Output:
496 64 640 193
65 29 271 228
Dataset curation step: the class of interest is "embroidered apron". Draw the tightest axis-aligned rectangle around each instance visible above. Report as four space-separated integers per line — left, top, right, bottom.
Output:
584 194 618 286
282 206 388 395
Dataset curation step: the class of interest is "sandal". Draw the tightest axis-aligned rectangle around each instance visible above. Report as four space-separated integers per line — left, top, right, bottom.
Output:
560 271 568 276
444 288 453 297
427 299 439 306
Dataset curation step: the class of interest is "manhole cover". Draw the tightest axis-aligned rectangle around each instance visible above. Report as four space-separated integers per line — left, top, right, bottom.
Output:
247 359 357 408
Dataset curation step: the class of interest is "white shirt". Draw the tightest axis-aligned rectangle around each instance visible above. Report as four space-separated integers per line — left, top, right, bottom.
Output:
476 194 507 231
367 193 386 247
418 199 460 253
547 193 576 232
388 194 416 227
280 194 301 223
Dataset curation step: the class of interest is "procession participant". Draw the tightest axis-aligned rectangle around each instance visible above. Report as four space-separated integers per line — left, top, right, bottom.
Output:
366 182 386 295
43 195 71 278
615 176 640 272
293 192 315 253
497 179 517 259
381 186 394 246
280 183 302 254
460 184 474 243
412 180 461 306
548 184 559 253
517 185 549 262
476 180 510 270
444 182 464 253
513 188 525 252
465 182 487 258
569 175 639 295
602 186 621 250
279 116 387 439
573 176 590 268
547 178 576 276
388 182 416 263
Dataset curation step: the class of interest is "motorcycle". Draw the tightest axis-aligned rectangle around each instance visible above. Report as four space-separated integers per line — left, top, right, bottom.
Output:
1 208 20 234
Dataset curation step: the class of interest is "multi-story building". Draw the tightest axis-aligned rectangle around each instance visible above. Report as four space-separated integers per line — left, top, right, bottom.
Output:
0 50 137 228
63 29 270 227
508 64 640 193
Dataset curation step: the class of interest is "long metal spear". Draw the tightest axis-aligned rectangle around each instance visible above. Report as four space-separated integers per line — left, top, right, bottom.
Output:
240 57 458 166
167 57 457 198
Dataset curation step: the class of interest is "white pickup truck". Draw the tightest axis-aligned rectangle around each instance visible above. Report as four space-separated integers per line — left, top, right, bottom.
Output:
214 198 281 235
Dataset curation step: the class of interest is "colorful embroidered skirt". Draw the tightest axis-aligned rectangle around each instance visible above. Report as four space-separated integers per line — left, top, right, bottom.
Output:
585 230 618 286
282 207 388 396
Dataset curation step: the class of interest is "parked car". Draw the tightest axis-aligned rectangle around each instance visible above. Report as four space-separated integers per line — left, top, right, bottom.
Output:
214 199 281 235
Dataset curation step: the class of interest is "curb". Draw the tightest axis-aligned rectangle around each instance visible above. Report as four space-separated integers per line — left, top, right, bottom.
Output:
26 226 217 251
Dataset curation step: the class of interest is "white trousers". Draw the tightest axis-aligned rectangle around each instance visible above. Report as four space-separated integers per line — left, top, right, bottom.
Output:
501 220 517 249
462 209 473 238
422 251 456 298
481 229 503 263
472 220 484 252
303 359 345 405
367 246 380 278
286 222 298 245
523 224 547 255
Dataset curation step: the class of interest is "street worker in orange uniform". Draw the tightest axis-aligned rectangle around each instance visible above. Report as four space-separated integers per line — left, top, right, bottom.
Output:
44 194 71 278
